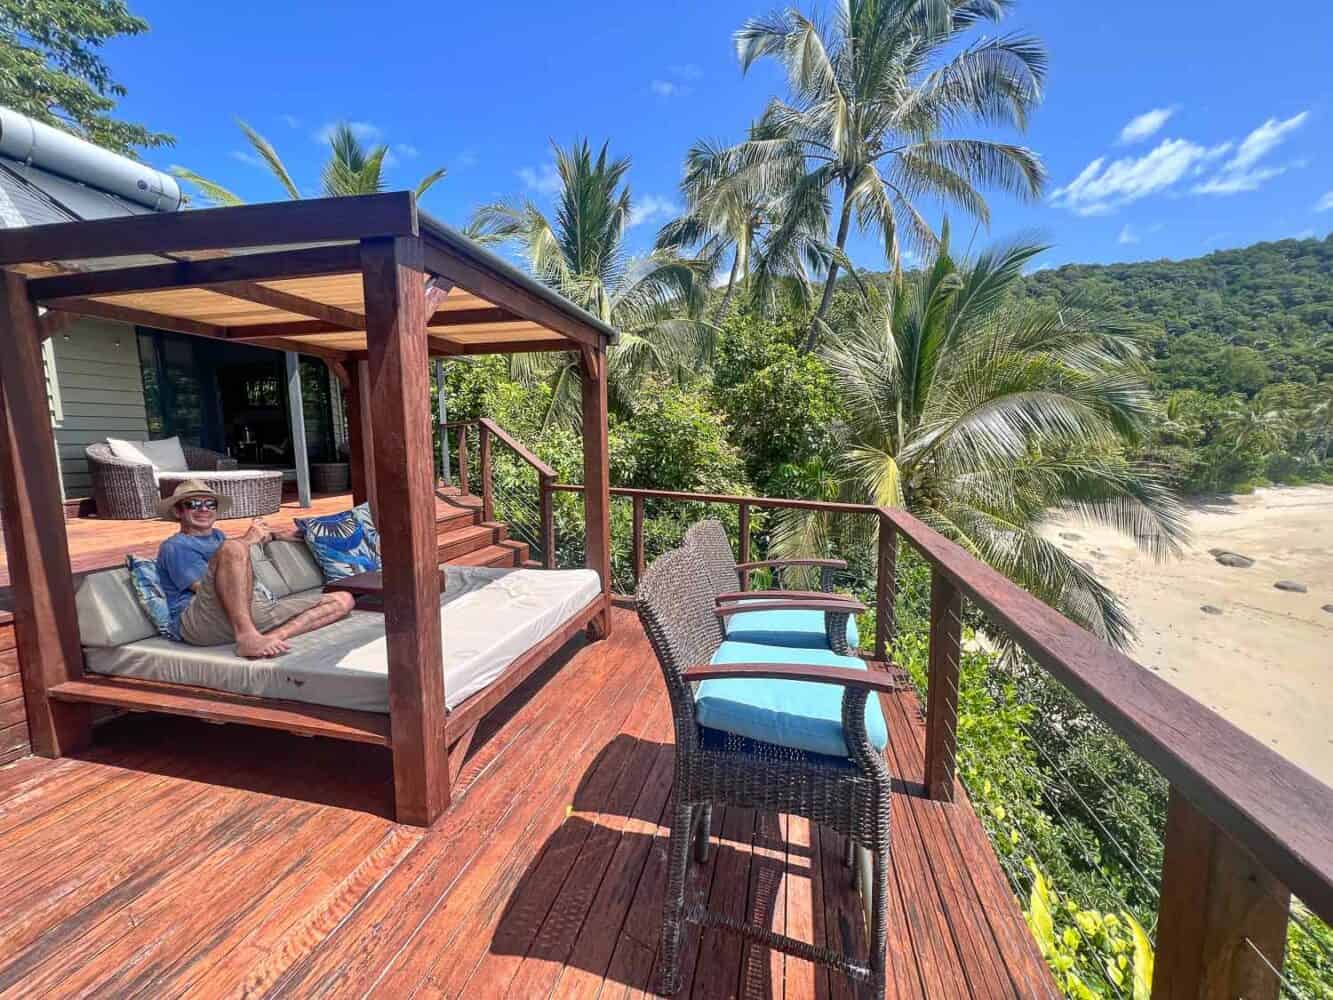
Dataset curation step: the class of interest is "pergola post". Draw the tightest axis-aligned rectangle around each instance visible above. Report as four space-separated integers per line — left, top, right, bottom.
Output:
361 235 449 826
356 359 377 513
344 363 366 505
284 352 312 507
580 345 612 638
0 271 90 755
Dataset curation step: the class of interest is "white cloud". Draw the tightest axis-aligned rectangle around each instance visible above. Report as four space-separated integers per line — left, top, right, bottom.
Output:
629 193 679 228
229 150 264 168
1228 112 1308 170
314 120 382 144
670 63 704 81
382 149 399 169
394 143 419 159
1294 228 1316 239
1051 138 1230 215
279 114 301 129
1192 112 1309 196
650 79 692 98
1314 191 1333 212
1118 106 1177 145
517 162 562 195
1117 224 1139 245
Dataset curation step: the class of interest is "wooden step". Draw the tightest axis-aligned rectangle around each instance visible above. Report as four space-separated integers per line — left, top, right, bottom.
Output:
435 505 480 533
436 522 507 562
446 539 529 568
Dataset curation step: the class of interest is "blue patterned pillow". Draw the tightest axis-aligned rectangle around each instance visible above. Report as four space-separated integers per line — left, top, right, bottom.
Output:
295 509 381 581
351 502 380 560
125 554 172 637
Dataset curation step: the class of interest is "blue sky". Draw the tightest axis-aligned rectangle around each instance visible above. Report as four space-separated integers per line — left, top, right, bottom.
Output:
109 0 1333 272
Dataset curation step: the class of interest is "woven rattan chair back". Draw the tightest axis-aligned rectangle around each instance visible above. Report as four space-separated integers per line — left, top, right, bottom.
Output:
635 543 724 723
681 520 740 599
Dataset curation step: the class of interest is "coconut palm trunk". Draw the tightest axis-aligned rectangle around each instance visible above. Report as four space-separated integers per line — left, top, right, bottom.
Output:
805 188 853 352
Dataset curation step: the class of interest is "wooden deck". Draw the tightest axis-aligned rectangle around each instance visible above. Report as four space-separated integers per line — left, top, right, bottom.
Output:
0 607 1054 998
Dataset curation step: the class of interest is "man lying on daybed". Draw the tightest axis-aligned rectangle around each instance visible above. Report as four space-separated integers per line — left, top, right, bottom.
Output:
155 480 355 659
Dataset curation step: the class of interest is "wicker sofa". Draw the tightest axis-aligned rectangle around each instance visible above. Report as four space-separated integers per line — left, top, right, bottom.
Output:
85 441 283 520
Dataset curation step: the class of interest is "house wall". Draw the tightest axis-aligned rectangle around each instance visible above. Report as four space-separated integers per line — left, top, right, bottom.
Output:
48 318 149 500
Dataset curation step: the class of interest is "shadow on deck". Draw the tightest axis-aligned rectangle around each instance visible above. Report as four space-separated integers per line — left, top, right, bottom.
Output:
0 608 1053 998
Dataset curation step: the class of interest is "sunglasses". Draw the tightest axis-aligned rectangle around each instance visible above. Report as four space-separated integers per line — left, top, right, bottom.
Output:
178 498 218 511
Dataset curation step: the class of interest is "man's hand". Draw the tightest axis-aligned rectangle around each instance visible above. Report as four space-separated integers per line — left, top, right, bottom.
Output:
241 518 274 546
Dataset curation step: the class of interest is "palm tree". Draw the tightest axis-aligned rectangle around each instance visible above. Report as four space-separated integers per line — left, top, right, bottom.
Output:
172 121 445 205
733 0 1048 350
1219 400 1290 456
774 235 1187 648
468 139 711 428
655 129 846 320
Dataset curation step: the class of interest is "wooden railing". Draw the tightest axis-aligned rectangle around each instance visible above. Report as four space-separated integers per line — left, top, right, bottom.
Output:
544 479 1333 999
443 419 556 567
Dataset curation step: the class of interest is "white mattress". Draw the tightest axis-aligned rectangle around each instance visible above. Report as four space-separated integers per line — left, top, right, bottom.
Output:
84 566 602 713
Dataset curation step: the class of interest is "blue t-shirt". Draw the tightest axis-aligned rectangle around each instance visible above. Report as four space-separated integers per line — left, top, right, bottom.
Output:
157 529 225 639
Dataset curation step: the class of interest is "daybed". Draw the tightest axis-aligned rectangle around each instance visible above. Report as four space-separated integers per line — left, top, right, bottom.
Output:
68 540 602 764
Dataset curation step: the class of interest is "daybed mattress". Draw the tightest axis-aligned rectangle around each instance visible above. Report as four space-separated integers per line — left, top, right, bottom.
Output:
84 566 601 713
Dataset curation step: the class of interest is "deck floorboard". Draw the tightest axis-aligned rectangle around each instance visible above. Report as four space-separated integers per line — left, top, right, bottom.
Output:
0 607 1052 997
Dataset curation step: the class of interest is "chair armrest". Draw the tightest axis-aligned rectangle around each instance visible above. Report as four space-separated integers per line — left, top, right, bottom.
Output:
682 662 903 696
713 598 865 620
735 558 848 572
716 589 835 603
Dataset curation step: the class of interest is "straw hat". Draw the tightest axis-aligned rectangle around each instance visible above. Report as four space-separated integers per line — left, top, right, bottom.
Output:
156 479 233 521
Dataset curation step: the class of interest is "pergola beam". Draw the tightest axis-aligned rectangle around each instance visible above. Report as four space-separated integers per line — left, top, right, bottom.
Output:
422 241 605 351
208 281 365 330
27 243 365 305
0 192 417 267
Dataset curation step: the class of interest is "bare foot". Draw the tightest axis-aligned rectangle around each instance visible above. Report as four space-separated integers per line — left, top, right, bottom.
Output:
235 632 290 659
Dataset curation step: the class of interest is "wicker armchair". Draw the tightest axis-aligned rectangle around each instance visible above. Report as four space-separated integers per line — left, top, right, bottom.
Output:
85 442 238 520
636 542 895 996
683 520 857 654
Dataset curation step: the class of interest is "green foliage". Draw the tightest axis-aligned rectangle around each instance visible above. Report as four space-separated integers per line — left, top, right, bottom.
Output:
173 120 446 206
0 0 172 155
710 308 841 490
613 378 748 494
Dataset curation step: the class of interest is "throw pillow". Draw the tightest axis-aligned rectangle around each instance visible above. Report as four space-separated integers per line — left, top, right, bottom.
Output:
125 554 172 637
295 509 381 581
107 437 152 467
351 502 380 560
140 436 188 471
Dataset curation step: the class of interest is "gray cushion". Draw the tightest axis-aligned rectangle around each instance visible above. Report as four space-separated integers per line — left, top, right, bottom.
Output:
75 568 158 647
250 543 291 598
267 539 325 593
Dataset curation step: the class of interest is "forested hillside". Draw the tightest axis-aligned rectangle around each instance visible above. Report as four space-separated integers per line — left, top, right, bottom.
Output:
1015 236 1333 395
1009 237 1333 492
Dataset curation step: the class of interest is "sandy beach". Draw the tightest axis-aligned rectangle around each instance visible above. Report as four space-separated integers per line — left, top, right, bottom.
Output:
1041 485 1333 787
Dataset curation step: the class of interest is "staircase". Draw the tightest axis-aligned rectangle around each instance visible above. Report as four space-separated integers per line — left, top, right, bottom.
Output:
434 489 529 568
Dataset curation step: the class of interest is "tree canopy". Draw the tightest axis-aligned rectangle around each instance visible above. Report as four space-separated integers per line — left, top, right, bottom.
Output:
0 0 172 156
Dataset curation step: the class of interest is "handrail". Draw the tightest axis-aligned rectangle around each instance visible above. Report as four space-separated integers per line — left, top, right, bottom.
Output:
542 478 1333 954
881 504 1333 919
442 418 556 566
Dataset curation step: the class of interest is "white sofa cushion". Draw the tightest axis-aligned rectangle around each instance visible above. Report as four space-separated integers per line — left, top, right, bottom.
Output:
75 567 159 648
108 436 188 471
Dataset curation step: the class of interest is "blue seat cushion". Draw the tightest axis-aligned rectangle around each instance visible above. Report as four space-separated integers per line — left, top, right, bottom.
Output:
725 600 859 650
694 640 888 758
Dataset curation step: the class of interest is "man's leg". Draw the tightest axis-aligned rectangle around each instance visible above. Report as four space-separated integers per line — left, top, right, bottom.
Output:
267 592 355 643
210 540 288 658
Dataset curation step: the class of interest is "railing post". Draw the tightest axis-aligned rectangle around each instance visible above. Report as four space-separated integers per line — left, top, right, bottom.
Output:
875 512 897 661
923 567 961 802
631 494 645 588
456 426 469 496
738 502 751 591
1152 788 1290 1000
479 423 493 522
539 473 555 569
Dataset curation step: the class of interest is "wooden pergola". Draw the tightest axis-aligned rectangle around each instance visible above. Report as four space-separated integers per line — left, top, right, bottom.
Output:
0 192 615 826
